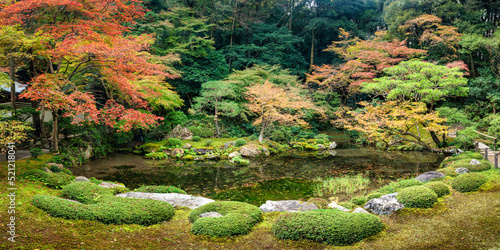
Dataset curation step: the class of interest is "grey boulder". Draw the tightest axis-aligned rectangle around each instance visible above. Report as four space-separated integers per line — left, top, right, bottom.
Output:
455 167 470 174
199 212 223 218
260 200 318 213
415 171 445 182
74 176 90 182
353 207 370 214
116 192 215 209
329 142 337 150
470 159 481 165
364 193 404 215
99 182 125 188
327 202 350 212
317 144 326 151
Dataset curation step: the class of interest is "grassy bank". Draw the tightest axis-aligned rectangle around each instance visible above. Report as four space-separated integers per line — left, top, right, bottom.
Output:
1 156 499 249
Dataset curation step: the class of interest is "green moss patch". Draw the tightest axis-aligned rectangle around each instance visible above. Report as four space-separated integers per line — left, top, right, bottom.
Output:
189 201 263 237
134 185 187 194
396 186 438 208
61 182 114 204
272 209 384 245
452 173 488 193
449 158 492 172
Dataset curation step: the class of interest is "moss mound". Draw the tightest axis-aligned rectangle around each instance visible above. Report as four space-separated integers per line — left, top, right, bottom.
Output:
378 179 423 195
350 196 367 205
134 185 187 194
61 182 114 204
22 169 74 189
449 158 492 172
272 209 384 245
452 173 488 193
396 186 438 208
424 182 451 197
189 201 263 237
32 195 174 226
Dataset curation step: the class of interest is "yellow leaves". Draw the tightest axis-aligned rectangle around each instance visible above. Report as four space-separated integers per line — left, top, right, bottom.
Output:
245 80 324 126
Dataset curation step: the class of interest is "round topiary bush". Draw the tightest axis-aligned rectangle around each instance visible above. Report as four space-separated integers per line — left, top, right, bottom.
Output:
468 160 493 172
189 201 263 237
272 209 384 245
235 138 246 147
134 185 186 194
452 173 488 193
32 195 175 226
397 179 423 188
396 186 438 208
424 182 450 197
61 182 114 204
166 138 182 147
192 136 201 142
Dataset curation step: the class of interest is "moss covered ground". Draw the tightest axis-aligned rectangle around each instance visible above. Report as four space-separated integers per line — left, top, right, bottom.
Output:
1 155 500 249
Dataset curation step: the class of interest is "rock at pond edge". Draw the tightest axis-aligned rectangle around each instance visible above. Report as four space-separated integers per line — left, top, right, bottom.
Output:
259 200 318 213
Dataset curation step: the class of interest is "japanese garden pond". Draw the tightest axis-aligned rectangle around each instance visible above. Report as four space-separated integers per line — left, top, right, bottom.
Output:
72 148 447 205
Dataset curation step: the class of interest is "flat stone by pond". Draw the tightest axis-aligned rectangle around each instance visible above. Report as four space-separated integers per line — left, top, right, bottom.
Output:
72 148 447 205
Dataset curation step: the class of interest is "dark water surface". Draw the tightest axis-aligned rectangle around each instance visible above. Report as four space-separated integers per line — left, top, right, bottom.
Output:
72 149 447 198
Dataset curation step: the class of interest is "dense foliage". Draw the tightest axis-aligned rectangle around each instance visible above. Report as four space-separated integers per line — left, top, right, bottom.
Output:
396 186 438 208
272 209 384 245
452 173 488 193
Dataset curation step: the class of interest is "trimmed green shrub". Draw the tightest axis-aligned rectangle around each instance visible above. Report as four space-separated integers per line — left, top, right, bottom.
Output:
192 136 201 142
378 179 423 195
396 186 438 208
30 147 43 159
166 138 182 148
44 173 74 189
203 139 213 146
338 202 356 210
437 167 459 177
350 196 367 205
134 185 186 194
189 201 263 237
61 182 114 204
316 139 325 144
424 182 450 197
449 158 492 172
272 209 384 245
235 138 246 147
32 195 174 226
440 152 483 168
249 134 258 141
452 173 488 193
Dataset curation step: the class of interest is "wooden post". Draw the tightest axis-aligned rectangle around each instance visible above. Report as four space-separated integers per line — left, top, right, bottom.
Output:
484 148 488 160
495 152 500 168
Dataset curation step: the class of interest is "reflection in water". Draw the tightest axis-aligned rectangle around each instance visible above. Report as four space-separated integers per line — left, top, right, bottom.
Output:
72 148 447 196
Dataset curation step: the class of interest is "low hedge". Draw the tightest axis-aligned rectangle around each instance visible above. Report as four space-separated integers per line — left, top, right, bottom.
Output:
189 201 262 237
32 195 175 226
452 173 488 193
134 185 186 194
396 186 438 208
272 209 384 245
61 182 114 204
424 182 450 197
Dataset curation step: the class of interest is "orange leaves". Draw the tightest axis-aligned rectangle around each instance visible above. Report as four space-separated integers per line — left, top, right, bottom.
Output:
245 80 324 127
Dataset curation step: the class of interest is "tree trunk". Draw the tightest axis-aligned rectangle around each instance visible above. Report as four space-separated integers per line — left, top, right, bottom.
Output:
9 58 16 111
309 28 315 72
429 131 443 147
52 111 59 152
31 102 41 138
288 0 294 31
214 104 220 138
258 120 266 143
40 102 46 140
228 1 238 68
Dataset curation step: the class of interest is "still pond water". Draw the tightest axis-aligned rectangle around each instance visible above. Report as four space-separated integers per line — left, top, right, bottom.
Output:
72 149 446 205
